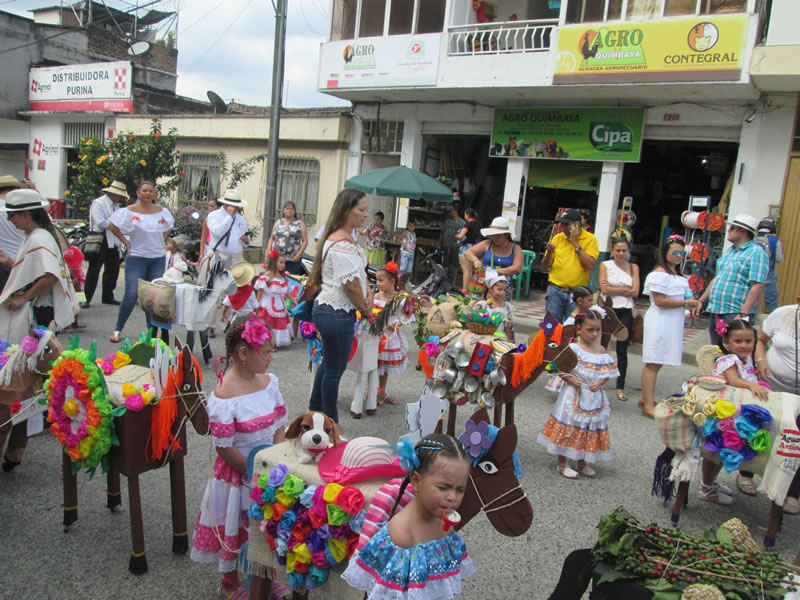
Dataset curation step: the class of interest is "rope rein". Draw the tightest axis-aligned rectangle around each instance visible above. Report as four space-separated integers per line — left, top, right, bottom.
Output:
468 474 527 514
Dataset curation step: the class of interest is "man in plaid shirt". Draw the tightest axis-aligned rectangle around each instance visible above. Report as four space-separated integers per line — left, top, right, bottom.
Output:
695 214 768 345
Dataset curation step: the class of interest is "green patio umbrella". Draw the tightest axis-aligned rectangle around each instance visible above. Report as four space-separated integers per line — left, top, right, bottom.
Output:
345 165 454 202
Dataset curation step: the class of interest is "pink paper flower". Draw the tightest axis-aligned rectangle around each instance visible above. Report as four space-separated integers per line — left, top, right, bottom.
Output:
722 430 746 452
242 316 271 349
715 318 728 337
21 336 38 355
125 393 145 412
101 361 114 375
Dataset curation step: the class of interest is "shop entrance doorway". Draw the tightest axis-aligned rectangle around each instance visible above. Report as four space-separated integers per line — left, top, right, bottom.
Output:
618 139 738 277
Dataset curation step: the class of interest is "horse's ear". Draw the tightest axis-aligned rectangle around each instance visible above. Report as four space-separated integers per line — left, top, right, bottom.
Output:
468 407 490 425
174 336 184 352
490 424 518 464
180 345 193 376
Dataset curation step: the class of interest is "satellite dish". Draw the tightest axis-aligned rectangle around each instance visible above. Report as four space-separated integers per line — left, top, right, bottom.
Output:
128 41 151 56
207 90 228 114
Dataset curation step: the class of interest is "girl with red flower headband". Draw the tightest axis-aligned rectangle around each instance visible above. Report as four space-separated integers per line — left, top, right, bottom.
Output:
373 261 409 406
191 314 287 599
254 250 293 347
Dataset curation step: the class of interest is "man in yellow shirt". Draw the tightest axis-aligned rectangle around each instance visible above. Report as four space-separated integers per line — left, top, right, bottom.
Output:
541 209 599 322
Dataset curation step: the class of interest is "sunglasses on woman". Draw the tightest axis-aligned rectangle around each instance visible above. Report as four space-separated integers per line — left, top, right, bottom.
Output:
671 250 686 257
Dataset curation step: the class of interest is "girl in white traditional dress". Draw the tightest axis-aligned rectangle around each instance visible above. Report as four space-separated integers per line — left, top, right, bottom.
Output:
545 286 595 393
640 235 699 418
473 268 514 341
254 250 293 347
538 309 619 479
191 313 287 599
373 261 409 405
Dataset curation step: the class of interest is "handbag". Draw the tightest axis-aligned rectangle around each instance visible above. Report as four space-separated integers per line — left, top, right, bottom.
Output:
631 313 644 345
137 279 176 322
83 232 105 260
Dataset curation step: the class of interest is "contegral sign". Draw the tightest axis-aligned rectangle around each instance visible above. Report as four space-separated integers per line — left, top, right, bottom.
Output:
318 33 440 89
29 61 133 112
554 14 748 84
490 107 644 163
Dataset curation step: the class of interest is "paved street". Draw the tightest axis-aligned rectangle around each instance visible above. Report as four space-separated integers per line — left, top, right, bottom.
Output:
2 298 798 600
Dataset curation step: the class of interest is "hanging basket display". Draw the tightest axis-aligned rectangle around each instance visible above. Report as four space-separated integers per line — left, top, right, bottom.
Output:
45 348 114 473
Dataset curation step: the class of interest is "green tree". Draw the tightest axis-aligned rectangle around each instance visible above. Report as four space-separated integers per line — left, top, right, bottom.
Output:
66 118 183 217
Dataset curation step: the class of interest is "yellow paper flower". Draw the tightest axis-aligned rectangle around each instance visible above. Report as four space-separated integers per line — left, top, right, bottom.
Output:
323 483 344 503
703 402 717 416
262 503 274 520
139 159 147 166
286 552 297 573
693 413 707 426
715 399 736 419
113 352 131 370
121 383 137 397
63 399 78 418
293 542 311 563
682 402 695 417
141 391 153 405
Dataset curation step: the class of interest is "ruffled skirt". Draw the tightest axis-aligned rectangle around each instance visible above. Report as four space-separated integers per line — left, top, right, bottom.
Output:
378 330 408 376
342 527 475 600
537 386 612 463
259 299 292 347
190 455 250 572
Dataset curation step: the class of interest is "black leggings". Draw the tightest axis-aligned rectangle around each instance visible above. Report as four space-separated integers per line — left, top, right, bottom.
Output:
614 307 633 390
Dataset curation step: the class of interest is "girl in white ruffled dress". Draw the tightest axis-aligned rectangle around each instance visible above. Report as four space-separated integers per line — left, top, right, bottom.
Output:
254 250 293 347
191 314 287 599
373 262 409 405
538 309 619 479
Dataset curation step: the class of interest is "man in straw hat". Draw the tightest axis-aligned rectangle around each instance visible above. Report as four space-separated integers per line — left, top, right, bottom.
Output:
694 213 768 346
0 176 25 286
541 208 599 323
82 180 128 308
207 188 250 266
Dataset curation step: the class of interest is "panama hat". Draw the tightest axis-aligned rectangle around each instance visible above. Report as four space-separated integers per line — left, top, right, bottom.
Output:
218 188 248 208
0 189 49 212
318 436 407 485
230 262 255 287
480 216 516 240
101 180 129 199
0 175 23 189
729 214 758 235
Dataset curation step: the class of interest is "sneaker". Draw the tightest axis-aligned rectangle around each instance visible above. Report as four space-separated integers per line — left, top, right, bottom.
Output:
697 483 733 505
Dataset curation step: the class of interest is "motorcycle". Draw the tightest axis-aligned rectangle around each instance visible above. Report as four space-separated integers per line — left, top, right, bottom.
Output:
61 221 89 252
405 248 454 298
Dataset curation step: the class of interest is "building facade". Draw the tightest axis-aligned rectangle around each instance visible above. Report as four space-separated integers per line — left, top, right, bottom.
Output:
317 0 800 303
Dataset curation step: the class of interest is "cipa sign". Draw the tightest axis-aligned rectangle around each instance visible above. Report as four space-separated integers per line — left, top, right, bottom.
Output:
490 107 644 162
29 61 133 113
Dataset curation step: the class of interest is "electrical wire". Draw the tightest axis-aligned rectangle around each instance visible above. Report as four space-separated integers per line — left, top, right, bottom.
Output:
0 0 166 57
179 0 227 35
185 0 255 71
298 0 324 36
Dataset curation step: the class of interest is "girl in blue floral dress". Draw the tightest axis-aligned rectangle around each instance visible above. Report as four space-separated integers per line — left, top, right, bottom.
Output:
342 434 475 599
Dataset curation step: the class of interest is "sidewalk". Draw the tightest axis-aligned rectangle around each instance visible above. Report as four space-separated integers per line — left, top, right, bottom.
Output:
512 292 710 365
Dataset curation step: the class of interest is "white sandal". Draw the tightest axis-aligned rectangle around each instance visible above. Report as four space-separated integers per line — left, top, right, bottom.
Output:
697 483 733 505
557 464 578 479
578 463 597 478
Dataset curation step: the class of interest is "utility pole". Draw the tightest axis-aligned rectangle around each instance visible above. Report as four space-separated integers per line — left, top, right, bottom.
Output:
263 0 287 249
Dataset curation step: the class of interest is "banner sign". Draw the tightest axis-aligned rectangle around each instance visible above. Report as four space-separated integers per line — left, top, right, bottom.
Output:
318 33 441 89
553 14 748 84
29 61 133 112
490 107 644 162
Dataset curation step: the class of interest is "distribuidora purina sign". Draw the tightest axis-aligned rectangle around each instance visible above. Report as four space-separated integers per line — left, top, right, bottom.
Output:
489 107 644 163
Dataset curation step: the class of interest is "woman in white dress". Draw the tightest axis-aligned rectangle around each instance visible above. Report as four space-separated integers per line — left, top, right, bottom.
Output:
640 235 699 418
599 233 639 402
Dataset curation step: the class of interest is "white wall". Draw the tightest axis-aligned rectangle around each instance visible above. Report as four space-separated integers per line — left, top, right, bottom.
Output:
765 0 800 46
727 94 795 225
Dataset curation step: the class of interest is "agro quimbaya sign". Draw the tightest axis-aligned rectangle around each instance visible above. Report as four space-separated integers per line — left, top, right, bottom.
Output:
489 107 644 163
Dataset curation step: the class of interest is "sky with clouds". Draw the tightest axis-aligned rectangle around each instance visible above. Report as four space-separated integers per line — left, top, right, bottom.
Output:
5 0 349 109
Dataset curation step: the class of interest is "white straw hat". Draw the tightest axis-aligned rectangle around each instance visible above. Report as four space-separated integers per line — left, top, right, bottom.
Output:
218 188 248 208
480 216 515 240
0 189 49 212
101 180 129 199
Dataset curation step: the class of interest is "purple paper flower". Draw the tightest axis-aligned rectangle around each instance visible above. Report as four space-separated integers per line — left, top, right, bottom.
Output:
538 314 559 336
264 519 278 537
276 525 292 542
739 445 757 462
740 404 773 429
306 531 324 553
268 464 289 487
328 523 351 540
317 524 330 540
704 431 725 452
21 335 38 355
459 419 492 459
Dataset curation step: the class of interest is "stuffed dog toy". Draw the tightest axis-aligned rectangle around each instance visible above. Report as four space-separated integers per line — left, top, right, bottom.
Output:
285 411 341 464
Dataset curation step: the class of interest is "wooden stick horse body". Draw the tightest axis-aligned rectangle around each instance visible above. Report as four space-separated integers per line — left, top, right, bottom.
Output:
60 338 209 574
0 329 62 471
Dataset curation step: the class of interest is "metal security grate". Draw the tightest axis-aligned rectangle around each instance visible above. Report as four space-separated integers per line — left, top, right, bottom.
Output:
63 123 105 147
362 120 404 154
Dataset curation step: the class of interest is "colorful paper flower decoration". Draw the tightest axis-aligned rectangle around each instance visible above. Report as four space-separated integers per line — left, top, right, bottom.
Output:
538 314 559 336
459 418 491 458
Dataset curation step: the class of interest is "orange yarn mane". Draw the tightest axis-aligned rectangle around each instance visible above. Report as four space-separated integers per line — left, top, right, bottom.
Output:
150 352 203 461
510 323 563 388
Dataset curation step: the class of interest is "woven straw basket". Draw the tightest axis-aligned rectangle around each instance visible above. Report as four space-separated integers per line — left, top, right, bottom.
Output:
466 322 498 335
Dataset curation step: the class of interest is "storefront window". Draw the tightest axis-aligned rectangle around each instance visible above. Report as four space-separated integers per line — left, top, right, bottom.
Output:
700 0 746 13
389 0 414 35
362 120 404 154
330 0 357 41
418 0 446 34
359 0 387 38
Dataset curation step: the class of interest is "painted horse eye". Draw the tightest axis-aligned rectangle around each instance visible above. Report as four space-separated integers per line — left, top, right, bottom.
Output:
478 460 499 475
547 342 558 349
182 384 191 391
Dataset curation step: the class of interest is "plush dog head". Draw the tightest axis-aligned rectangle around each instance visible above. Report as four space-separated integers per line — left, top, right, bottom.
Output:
285 411 341 453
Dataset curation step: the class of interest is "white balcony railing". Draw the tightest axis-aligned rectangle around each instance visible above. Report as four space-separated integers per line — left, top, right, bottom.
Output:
448 19 558 56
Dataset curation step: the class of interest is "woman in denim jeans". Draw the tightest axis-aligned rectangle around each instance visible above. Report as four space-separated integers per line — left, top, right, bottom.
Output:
107 181 174 343
308 188 373 422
